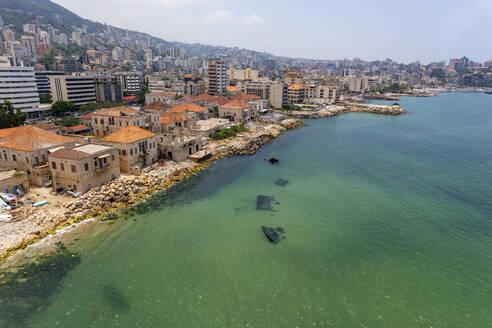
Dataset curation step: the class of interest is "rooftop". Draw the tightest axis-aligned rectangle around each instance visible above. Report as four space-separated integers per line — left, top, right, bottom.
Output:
0 126 71 152
160 112 186 125
220 100 250 110
74 144 114 155
144 101 171 110
103 126 156 144
92 106 141 117
49 148 91 160
169 103 208 113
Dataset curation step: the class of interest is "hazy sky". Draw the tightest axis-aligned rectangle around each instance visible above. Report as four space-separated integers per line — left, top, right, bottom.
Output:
52 0 492 64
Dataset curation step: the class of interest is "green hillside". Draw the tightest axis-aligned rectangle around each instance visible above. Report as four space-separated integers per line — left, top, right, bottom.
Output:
0 0 104 34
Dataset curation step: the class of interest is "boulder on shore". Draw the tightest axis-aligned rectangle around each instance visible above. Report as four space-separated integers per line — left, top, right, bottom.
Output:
267 158 279 164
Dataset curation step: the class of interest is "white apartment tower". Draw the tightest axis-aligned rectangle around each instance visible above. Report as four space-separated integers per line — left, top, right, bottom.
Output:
207 59 228 96
0 57 40 114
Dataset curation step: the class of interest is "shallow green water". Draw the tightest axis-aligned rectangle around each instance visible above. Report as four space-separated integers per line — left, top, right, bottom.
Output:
3 91 492 327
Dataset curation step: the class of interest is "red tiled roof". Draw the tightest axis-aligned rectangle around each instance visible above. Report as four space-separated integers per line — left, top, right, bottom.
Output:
103 126 156 144
220 100 251 110
194 93 216 102
233 93 260 101
68 125 90 132
33 123 60 130
149 91 177 97
160 112 186 125
144 101 171 110
169 103 208 113
0 126 71 152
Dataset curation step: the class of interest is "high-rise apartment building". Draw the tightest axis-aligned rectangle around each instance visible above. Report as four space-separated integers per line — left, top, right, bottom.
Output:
207 59 228 96
269 83 288 109
49 75 96 106
0 57 40 115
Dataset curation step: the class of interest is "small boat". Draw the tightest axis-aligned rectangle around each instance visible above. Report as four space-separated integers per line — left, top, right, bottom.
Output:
0 214 13 222
33 201 48 207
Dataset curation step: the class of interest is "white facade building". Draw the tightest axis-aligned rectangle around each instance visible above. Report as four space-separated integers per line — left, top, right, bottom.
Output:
0 57 40 115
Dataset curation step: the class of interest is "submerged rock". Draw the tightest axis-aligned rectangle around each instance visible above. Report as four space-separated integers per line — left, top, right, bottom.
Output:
256 195 275 211
261 226 286 244
275 178 289 186
267 157 279 164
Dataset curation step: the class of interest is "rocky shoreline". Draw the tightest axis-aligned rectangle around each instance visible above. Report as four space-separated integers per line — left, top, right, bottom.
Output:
0 119 306 263
275 103 405 119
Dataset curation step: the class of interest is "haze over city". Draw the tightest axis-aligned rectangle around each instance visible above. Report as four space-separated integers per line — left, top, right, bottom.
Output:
51 0 492 63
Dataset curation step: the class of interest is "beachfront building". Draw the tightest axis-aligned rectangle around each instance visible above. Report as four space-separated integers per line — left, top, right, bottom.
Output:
48 144 120 193
102 126 159 173
191 118 231 137
287 85 306 104
305 85 340 104
88 106 161 137
0 126 74 186
159 134 202 162
269 83 288 109
219 100 253 124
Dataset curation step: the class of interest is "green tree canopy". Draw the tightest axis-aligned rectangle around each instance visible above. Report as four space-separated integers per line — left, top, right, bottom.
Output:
136 84 149 105
51 101 76 117
39 93 52 104
59 115 80 127
0 101 27 129
79 101 123 113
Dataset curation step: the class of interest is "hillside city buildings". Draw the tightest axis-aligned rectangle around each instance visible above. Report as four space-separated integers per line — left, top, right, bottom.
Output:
0 10 490 198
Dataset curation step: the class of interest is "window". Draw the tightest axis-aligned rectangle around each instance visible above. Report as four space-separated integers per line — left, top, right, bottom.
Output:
71 165 76 173
35 156 39 164
52 162 57 169
112 155 115 161
122 150 127 156
94 159 98 167
25 157 29 163
60 163 64 171
84 163 89 171
42 154 46 162
130 149 133 156
12 154 16 161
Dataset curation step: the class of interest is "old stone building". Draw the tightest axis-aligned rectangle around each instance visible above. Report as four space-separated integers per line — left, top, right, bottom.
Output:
0 126 74 186
102 126 159 173
49 144 120 193
87 106 161 137
219 100 253 124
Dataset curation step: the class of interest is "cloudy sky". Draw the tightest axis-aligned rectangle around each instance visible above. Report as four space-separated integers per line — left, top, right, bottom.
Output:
52 0 492 64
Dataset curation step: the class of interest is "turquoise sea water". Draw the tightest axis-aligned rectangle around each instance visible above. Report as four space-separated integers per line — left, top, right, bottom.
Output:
2 91 492 327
